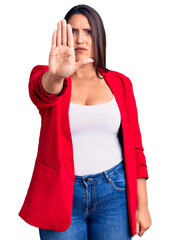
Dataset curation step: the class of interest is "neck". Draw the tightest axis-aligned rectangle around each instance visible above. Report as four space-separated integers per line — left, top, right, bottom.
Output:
71 63 97 79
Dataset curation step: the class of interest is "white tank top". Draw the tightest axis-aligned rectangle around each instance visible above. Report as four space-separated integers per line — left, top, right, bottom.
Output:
68 94 123 176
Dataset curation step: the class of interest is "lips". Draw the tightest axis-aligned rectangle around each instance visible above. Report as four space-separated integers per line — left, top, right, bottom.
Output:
75 48 87 51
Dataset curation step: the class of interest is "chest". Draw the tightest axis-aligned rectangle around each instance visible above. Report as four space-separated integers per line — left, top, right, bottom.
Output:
70 77 114 105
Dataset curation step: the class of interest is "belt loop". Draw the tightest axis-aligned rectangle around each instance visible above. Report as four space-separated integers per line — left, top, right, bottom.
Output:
103 170 111 183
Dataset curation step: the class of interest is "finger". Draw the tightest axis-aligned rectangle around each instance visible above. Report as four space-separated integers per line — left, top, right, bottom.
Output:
75 58 94 70
56 21 61 46
51 30 57 50
61 19 67 45
67 24 73 48
139 227 145 237
135 221 139 235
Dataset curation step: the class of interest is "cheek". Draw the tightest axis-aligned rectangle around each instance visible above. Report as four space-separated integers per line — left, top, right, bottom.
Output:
89 39 93 49
90 41 94 54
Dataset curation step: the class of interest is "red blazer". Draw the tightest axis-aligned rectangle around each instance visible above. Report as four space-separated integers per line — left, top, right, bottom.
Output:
18 65 149 237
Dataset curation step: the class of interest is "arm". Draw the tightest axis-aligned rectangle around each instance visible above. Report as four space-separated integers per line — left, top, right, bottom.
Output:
28 65 67 110
28 20 93 110
137 178 148 207
127 79 149 179
127 78 152 235
135 178 152 236
41 70 65 95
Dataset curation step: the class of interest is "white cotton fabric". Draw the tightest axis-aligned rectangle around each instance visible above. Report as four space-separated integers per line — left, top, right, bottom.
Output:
68 94 123 176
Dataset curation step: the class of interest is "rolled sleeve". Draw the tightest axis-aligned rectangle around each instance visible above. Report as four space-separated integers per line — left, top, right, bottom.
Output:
127 78 149 180
28 65 67 109
135 148 149 179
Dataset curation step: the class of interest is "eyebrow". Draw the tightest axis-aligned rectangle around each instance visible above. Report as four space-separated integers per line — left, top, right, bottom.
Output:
72 28 91 30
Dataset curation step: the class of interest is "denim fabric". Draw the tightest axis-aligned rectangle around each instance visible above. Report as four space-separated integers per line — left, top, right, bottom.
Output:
39 160 132 240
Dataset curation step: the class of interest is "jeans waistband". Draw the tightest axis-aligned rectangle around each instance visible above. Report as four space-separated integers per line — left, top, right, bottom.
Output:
74 160 125 183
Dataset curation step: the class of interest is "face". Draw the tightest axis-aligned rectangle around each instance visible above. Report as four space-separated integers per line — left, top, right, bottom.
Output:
68 14 94 61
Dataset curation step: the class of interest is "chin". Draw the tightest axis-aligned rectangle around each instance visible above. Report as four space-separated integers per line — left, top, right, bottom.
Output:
75 55 91 62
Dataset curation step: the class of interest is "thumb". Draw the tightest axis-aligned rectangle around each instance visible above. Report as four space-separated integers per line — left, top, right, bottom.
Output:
135 221 140 235
75 58 94 71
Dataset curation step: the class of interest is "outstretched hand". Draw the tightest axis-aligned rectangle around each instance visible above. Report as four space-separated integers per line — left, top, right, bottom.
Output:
48 19 94 79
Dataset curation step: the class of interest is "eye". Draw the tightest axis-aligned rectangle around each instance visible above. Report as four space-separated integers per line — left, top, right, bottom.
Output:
72 29 77 34
86 30 92 35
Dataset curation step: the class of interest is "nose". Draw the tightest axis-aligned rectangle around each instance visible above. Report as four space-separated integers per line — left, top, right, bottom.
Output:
76 31 84 44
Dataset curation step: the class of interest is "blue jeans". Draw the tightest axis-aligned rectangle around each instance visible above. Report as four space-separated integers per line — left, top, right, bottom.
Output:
39 160 132 239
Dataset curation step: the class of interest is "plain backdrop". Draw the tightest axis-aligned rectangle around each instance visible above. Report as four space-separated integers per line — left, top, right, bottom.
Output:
0 0 169 239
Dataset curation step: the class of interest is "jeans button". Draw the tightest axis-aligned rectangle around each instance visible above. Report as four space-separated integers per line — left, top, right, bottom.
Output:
84 178 93 182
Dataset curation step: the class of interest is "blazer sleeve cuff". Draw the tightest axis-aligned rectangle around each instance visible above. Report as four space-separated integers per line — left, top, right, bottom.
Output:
136 165 149 179
29 65 67 109
37 67 65 98
135 148 149 179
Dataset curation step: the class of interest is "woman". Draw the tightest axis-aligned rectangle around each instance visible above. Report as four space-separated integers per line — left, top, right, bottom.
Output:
19 4 152 239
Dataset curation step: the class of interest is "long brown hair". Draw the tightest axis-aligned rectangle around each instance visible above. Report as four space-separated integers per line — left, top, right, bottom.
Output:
64 4 110 79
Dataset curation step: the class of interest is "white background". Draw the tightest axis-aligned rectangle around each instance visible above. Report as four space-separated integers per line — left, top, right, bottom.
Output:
0 0 169 239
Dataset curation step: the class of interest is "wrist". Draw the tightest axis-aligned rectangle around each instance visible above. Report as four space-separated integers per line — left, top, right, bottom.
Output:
137 178 148 209
48 71 64 83
137 201 148 209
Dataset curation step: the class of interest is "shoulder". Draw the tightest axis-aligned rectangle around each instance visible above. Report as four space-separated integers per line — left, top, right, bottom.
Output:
109 69 132 85
105 69 133 91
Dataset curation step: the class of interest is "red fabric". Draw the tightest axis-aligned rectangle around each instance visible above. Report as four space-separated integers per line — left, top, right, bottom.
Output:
18 65 149 236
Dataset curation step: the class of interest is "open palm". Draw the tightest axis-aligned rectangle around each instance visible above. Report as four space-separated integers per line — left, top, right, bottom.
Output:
48 19 93 79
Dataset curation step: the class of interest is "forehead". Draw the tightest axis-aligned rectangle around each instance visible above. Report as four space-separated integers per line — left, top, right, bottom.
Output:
68 14 91 28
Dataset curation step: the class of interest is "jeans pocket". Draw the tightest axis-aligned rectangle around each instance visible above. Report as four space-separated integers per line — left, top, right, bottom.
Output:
108 168 126 191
